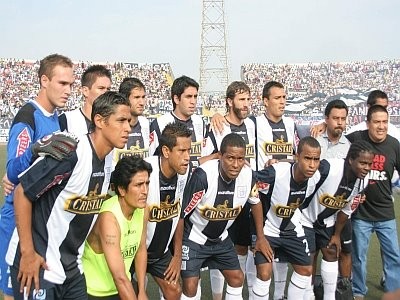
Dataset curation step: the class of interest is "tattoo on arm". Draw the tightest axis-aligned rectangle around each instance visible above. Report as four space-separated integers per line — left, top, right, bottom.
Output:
105 234 117 246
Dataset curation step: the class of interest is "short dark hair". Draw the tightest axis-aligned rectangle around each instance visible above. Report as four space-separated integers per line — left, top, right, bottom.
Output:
171 75 199 109
366 105 388 122
119 77 146 98
220 133 246 155
89 91 130 132
324 99 348 117
111 156 152 196
81 65 112 88
38 54 73 86
159 122 192 154
367 90 388 107
297 136 320 154
262 81 284 99
345 140 375 164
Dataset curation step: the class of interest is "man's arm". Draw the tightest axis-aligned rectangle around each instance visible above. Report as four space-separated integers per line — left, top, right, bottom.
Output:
99 212 137 300
251 201 274 262
14 184 47 294
134 208 149 300
328 210 348 258
164 217 183 284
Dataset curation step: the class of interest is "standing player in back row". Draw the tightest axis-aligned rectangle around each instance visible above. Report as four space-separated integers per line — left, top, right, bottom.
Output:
149 75 205 169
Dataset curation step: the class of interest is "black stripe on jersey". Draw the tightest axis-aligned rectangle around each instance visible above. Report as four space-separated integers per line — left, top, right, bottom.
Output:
201 176 236 244
150 119 162 155
11 102 36 130
58 113 68 131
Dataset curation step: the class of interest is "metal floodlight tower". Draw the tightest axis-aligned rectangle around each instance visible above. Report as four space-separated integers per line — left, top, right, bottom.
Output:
199 0 229 94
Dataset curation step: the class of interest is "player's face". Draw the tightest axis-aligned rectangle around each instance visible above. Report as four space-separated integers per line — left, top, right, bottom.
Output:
295 145 321 182
374 97 388 108
229 91 250 120
121 170 150 209
102 104 132 149
264 87 286 122
166 136 191 175
129 87 146 117
349 151 374 179
173 86 198 119
42 65 74 112
367 111 388 143
83 76 112 106
325 108 347 138
220 146 246 180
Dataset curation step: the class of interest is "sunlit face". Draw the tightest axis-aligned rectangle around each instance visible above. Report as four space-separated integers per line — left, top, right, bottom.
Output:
119 170 150 210
41 65 74 112
99 104 132 149
129 87 146 117
264 87 286 122
228 91 250 121
325 108 347 138
367 111 388 143
220 146 246 180
173 86 198 119
83 76 112 106
349 152 374 179
295 144 321 182
163 136 191 175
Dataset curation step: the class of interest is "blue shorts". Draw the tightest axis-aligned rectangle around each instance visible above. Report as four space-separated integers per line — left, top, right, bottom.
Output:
0 206 16 296
181 237 240 278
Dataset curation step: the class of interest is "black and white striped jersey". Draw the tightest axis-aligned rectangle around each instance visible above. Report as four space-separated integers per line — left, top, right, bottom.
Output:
149 112 204 168
6 134 112 284
181 159 259 245
255 161 323 238
202 118 256 170
300 158 369 228
145 156 190 259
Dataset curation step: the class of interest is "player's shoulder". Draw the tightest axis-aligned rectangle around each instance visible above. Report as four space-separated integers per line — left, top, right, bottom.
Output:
11 102 37 128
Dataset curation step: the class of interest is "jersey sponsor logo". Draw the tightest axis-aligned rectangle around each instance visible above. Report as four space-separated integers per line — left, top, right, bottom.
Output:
190 141 202 157
319 192 348 210
368 170 387 181
257 181 270 191
263 136 293 156
149 198 181 222
122 244 138 259
372 154 386 171
245 144 255 158
115 147 150 161
351 194 363 211
16 128 31 157
184 190 204 215
92 171 105 177
64 183 109 214
200 200 241 220
37 172 72 198
274 198 301 218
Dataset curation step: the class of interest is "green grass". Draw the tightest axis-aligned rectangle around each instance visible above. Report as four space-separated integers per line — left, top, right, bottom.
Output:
0 143 399 299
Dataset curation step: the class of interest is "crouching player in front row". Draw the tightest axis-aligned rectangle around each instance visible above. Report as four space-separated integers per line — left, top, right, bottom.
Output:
82 156 152 300
178 133 264 300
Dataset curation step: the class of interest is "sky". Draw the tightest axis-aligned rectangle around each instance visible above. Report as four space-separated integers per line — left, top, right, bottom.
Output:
1 0 399 89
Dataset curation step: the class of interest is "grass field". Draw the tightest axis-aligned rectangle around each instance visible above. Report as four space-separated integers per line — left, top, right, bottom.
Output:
0 144 399 299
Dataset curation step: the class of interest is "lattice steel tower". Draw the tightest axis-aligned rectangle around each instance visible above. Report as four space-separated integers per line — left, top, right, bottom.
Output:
199 0 229 93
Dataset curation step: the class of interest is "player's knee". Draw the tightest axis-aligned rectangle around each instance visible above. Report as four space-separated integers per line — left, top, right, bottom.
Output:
322 247 338 262
225 270 244 287
162 282 182 300
293 264 313 277
234 244 248 256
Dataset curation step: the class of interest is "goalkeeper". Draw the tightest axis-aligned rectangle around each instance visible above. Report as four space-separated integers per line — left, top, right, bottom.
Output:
0 53 77 300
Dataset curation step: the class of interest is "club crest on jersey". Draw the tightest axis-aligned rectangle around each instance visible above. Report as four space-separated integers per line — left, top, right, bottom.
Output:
190 141 202 157
64 183 109 214
200 200 241 220
149 197 181 222
184 190 204 215
274 198 301 218
263 136 293 156
319 192 348 209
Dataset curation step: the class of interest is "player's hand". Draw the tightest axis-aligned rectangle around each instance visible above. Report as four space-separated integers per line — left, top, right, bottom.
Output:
17 250 48 295
31 131 79 161
265 159 279 167
310 122 326 138
164 255 181 284
210 113 228 134
327 234 341 258
2 174 14 196
254 236 274 263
